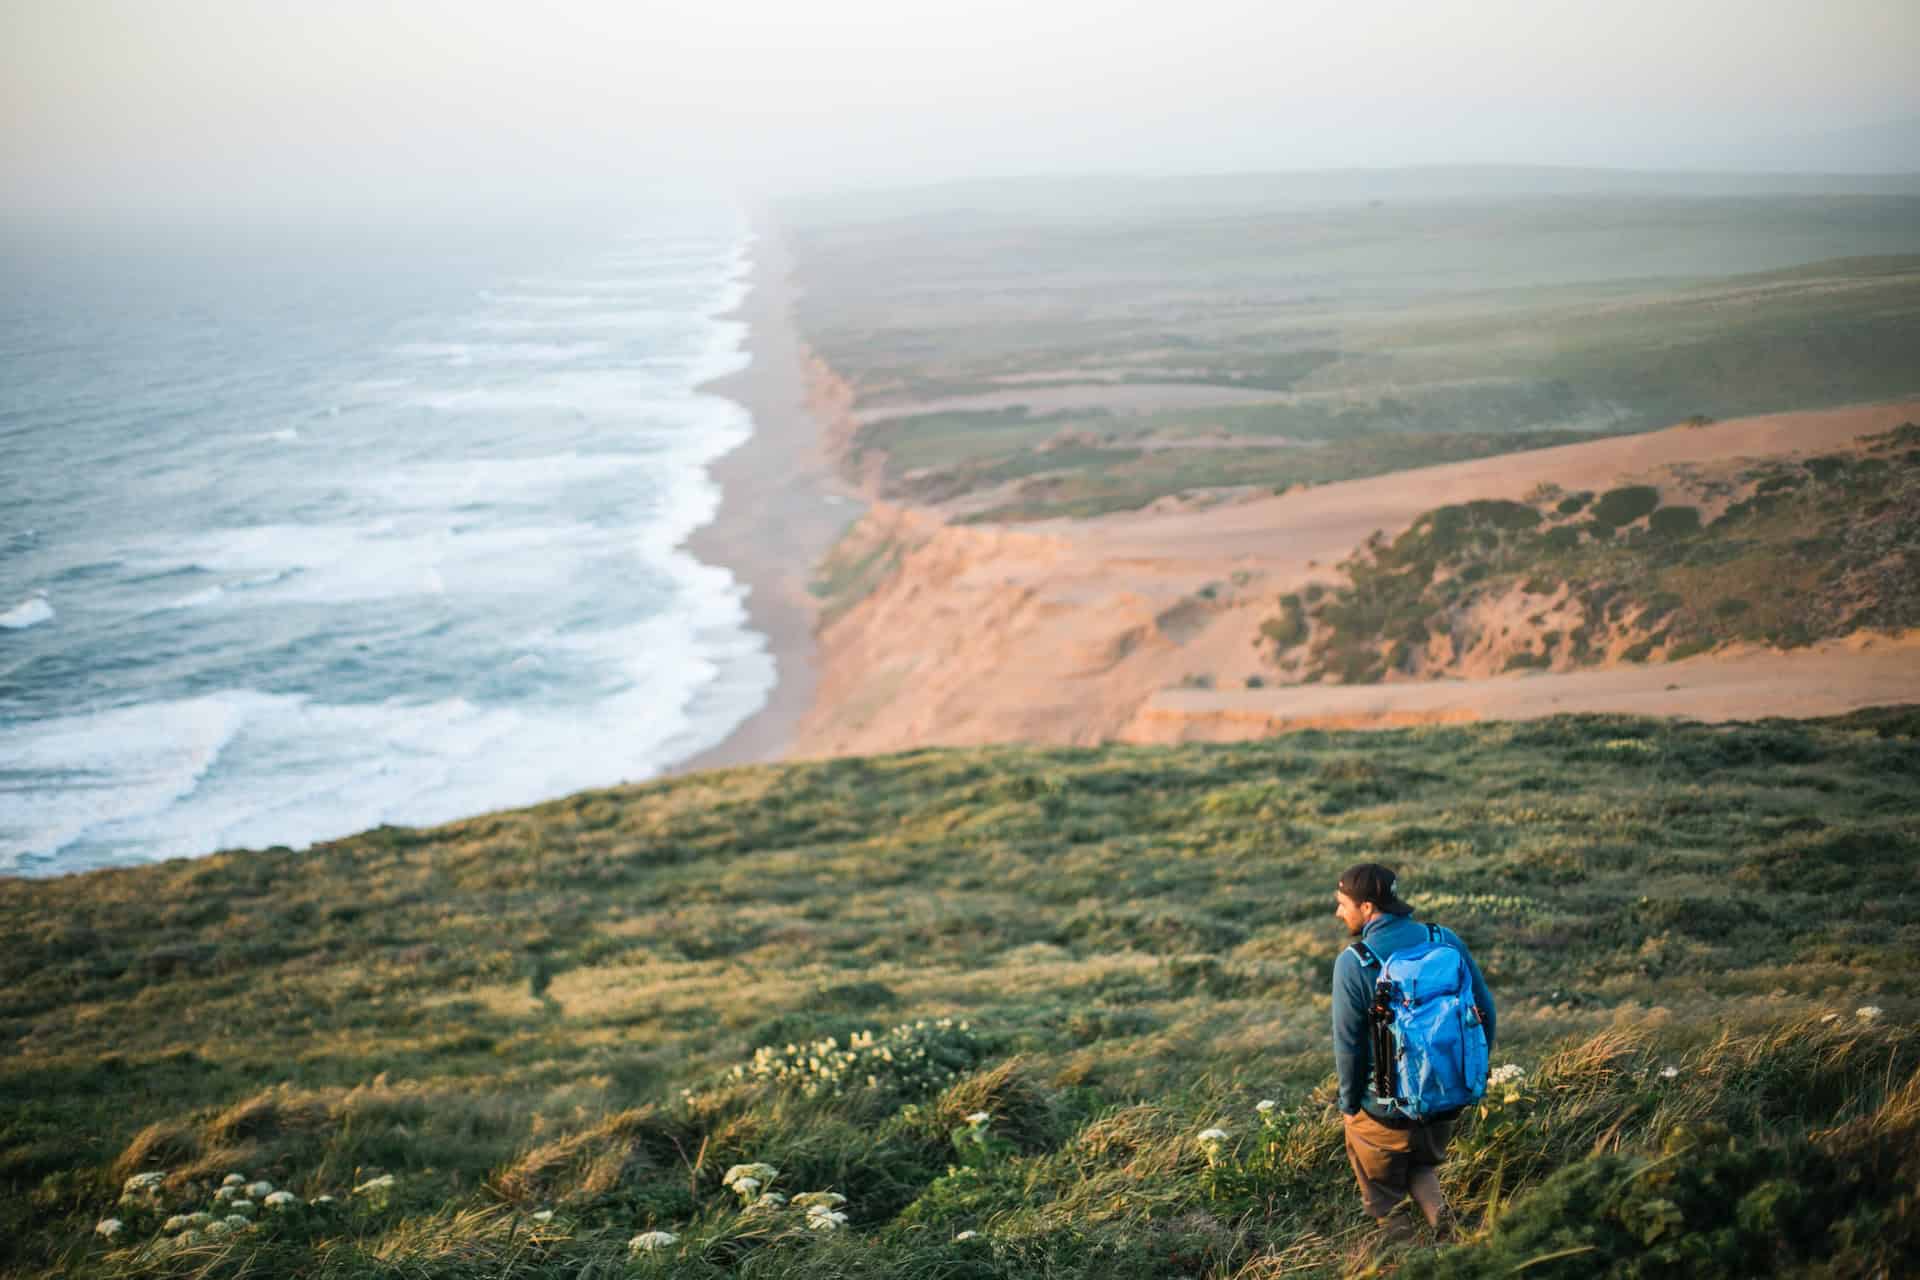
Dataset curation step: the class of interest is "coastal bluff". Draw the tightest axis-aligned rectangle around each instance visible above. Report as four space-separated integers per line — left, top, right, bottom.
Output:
794 399 1920 760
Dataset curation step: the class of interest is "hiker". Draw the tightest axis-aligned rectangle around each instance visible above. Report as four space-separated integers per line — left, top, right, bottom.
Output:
1332 862 1495 1244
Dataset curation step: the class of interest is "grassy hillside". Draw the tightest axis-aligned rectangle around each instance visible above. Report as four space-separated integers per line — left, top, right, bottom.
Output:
1261 423 1920 683
4 713 1918 1277
782 179 1920 518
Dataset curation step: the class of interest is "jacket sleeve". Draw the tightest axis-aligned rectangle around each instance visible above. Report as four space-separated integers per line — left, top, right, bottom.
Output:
1331 947 1372 1115
1442 927 1497 1049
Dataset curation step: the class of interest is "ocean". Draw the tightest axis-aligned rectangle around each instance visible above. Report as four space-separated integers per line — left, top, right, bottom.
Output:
0 197 774 876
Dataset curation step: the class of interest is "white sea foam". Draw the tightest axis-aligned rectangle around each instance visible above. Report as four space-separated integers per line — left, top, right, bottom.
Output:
0 564 773 872
464 309 688 335
395 341 608 365
0 594 53 629
0 692 266 870
352 451 675 511
164 585 226 610
137 519 611 607
253 427 300 443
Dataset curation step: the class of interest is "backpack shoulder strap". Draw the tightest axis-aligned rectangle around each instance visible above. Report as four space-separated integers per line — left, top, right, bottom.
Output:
1427 923 1440 944
1348 940 1381 969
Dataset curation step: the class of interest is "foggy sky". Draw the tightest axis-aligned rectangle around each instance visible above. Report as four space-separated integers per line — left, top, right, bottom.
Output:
5 0 1919 219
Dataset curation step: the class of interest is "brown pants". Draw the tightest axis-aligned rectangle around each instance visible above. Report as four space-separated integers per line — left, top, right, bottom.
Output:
1343 1110 1454 1221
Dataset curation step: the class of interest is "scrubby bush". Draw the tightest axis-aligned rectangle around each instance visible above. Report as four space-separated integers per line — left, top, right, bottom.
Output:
1647 505 1701 538
1591 486 1661 528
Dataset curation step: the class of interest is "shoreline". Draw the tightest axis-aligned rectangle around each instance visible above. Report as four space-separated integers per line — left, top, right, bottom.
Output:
672 212 857 774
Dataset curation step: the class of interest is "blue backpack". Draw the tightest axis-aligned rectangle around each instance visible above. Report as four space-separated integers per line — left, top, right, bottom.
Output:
1351 925 1490 1122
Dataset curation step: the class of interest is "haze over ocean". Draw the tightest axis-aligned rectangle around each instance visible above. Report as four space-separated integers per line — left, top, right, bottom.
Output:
0 195 773 876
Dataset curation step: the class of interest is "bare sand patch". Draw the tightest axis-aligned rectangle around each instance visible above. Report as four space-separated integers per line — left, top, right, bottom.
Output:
1123 633 1920 743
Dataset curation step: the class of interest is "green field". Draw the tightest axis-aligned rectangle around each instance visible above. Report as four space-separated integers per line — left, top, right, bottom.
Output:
5 712 1918 1277
780 175 1920 517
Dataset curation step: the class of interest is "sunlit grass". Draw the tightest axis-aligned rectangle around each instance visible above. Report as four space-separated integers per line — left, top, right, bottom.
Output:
3 712 1917 1276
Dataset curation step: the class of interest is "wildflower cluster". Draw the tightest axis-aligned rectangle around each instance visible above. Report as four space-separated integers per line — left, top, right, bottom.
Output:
94 1168 336 1256
630 1230 679 1254
1487 1062 1528 1103
1196 1098 1304 1201
722 1162 781 1207
1602 738 1659 754
785 1188 850 1229
726 1018 981 1099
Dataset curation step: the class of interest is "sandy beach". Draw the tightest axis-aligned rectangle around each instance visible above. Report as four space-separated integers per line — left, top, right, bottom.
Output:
672 216 859 773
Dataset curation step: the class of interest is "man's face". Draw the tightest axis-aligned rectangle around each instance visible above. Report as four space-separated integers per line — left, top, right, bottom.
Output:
1334 889 1372 938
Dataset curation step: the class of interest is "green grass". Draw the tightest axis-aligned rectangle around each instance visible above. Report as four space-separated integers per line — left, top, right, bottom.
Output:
4 711 1919 1277
956 430 1602 524
784 183 1920 517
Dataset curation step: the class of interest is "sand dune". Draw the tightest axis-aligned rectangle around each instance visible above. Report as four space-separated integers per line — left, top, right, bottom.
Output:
792 400 1920 758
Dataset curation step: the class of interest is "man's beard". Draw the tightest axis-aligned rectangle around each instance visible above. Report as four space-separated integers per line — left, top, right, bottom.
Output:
1346 919 1363 937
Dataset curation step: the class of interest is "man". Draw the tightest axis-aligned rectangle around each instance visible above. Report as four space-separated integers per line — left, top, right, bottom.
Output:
1332 862 1495 1243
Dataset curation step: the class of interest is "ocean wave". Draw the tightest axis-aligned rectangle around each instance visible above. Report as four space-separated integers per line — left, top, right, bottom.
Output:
393 340 609 365
406 372 719 416
0 571 773 873
464 310 687 334
0 593 54 630
1 201 774 875
161 585 225 610
0 690 268 870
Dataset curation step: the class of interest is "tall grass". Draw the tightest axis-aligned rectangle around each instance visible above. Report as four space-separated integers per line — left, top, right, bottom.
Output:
4 712 1917 1276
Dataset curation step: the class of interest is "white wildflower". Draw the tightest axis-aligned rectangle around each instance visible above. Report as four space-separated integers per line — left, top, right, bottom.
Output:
791 1191 848 1210
247 1180 274 1198
629 1230 678 1252
1197 1128 1229 1143
1489 1063 1527 1087
223 1214 252 1231
965 1111 990 1125
95 1218 124 1240
954 1230 979 1241
1255 1099 1277 1114
353 1174 396 1194
123 1171 166 1194
264 1191 299 1209
222 1173 247 1188
1857 1005 1884 1022
732 1176 761 1198
204 1220 231 1238
213 1185 240 1203
721 1162 779 1188
176 1230 203 1246
805 1207 849 1230
531 1210 554 1223
313 1195 337 1205
1659 1065 1680 1080
227 1200 255 1215
163 1215 192 1233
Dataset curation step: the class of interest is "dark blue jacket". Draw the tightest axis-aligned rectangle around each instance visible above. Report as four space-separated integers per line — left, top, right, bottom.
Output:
1332 912 1495 1117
